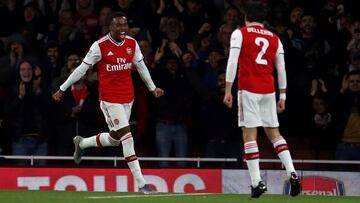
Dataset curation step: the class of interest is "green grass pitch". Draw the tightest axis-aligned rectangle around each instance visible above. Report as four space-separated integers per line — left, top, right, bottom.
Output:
0 190 359 203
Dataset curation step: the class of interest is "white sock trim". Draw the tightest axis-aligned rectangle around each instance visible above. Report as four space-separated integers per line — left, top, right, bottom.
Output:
244 141 259 154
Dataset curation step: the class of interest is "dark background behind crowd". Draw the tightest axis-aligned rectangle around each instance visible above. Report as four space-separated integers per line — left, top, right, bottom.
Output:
0 0 359 168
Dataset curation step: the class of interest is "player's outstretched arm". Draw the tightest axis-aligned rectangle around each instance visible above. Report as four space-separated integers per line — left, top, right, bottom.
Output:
53 62 90 102
134 58 164 98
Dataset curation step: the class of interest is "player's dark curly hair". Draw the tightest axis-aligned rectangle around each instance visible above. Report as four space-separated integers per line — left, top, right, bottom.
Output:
110 11 127 21
243 2 267 23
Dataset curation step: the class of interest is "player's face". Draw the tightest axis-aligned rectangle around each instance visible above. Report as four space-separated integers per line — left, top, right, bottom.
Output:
110 16 129 42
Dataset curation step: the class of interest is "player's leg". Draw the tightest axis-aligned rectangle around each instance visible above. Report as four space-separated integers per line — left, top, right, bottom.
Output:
261 93 301 196
243 128 267 198
118 101 155 194
261 93 297 175
114 125 148 189
242 128 262 187
239 90 266 198
72 101 124 163
80 100 153 193
264 128 296 176
264 127 301 196
76 100 125 149
116 126 155 194
76 132 120 149
73 132 121 164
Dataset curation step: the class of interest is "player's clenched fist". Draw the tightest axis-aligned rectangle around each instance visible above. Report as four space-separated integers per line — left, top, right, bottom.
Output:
52 89 64 102
152 87 164 98
223 93 233 108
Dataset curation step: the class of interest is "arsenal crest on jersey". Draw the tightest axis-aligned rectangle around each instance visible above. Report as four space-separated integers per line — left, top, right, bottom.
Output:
126 47 132 55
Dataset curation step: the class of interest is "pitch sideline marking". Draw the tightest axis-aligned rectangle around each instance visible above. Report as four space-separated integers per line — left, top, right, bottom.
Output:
87 193 213 199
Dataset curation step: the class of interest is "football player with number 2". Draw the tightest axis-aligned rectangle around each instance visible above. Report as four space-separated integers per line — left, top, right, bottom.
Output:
223 3 301 198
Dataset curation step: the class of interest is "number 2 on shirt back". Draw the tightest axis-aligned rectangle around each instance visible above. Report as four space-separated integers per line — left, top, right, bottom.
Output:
255 37 269 65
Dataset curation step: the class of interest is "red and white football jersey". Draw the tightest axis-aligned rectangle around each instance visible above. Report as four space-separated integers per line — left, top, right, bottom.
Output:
237 25 281 94
83 34 143 103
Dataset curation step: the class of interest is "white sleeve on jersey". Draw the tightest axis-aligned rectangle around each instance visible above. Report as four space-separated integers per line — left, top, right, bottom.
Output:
132 41 156 91
133 41 144 63
226 29 242 83
60 62 90 91
83 41 102 65
60 41 102 91
275 39 287 90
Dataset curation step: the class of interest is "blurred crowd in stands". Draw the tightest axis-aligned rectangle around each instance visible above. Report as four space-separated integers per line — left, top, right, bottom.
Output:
0 0 359 167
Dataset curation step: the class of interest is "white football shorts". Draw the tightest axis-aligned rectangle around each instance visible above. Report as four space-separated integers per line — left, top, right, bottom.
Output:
100 100 133 131
237 90 279 128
